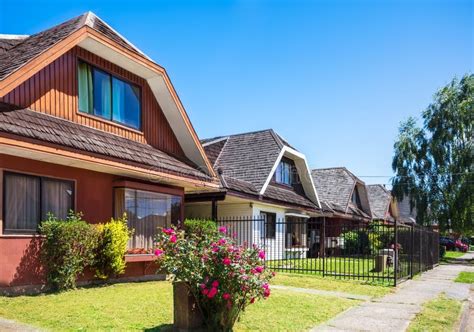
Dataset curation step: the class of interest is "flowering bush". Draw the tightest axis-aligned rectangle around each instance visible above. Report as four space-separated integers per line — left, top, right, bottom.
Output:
154 221 274 331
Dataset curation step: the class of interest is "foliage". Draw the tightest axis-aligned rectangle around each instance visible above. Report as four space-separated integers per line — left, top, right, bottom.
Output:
39 212 98 291
94 215 132 279
342 230 369 254
154 222 274 331
183 219 217 238
392 74 474 234
455 272 474 284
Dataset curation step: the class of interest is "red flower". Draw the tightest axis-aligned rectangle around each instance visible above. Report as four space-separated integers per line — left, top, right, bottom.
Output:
222 258 231 265
218 238 227 245
250 297 255 304
199 283 206 289
222 293 231 300
170 235 177 243
212 280 219 288
258 250 265 259
154 249 164 257
218 226 227 233
255 266 264 273
207 287 218 299
202 288 209 295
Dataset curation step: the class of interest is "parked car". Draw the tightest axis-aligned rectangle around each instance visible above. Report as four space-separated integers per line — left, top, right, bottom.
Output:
440 237 455 251
455 240 468 252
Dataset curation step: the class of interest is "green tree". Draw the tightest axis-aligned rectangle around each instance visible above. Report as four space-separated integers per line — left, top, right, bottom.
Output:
392 74 473 235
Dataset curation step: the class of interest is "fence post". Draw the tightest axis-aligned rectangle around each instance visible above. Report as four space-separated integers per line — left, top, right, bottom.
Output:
410 224 414 279
322 217 326 277
394 219 398 287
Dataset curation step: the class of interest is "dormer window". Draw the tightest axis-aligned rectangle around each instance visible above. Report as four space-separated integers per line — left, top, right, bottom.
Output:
275 159 298 186
352 186 362 209
78 61 141 130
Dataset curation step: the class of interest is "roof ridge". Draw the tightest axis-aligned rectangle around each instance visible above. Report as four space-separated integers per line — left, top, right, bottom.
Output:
202 128 274 142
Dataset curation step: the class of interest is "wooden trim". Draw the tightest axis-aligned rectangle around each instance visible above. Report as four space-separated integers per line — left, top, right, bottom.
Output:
113 180 184 196
0 135 219 188
0 28 88 96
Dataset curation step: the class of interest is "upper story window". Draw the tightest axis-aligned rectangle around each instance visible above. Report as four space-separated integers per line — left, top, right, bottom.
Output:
78 61 141 130
352 186 362 209
274 159 298 186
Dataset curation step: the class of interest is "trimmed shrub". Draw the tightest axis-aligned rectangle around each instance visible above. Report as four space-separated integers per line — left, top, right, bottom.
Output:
40 212 98 291
94 214 132 280
184 219 217 239
342 230 369 254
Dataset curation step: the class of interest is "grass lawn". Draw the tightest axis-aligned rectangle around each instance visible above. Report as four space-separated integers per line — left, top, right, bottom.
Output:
272 273 392 298
0 281 359 331
442 251 466 260
455 271 474 284
407 293 462 332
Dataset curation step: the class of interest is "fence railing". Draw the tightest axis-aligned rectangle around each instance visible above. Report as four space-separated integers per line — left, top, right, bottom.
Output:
215 216 439 286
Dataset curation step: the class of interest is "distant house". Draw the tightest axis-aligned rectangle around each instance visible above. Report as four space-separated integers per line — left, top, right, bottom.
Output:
185 129 322 259
311 167 372 223
367 184 397 223
0 12 219 288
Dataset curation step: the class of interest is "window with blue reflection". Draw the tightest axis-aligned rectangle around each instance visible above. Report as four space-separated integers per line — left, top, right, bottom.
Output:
78 61 141 130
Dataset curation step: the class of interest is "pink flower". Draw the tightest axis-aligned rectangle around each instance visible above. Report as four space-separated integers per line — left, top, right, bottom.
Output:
211 280 219 288
218 226 227 233
212 247 219 253
255 266 264 273
207 287 218 299
262 283 269 290
218 238 227 245
199 283 206 289
222 293 231 300
154 249 163 257
202 288 209 295
222 258 231 265
163 228 174 235
258 250 265 259
170 235 177 243
263 288 271 298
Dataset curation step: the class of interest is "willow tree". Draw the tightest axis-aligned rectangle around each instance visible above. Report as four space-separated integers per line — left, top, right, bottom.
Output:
392 74 473 235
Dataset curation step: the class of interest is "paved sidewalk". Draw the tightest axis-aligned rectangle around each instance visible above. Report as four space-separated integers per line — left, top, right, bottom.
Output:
314 263 473 332
0 318 40 332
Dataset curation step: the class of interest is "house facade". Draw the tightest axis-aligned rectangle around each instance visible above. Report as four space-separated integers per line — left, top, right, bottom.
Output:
185 129 322 259
0 13 219 288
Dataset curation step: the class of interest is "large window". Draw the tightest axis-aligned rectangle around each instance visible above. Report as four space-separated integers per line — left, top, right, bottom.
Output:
3 172 74 234
78 61 141 130
274 159 299 186
114 188 182 250
261 212 276 238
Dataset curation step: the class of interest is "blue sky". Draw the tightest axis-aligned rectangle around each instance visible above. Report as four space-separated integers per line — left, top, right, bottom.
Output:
1 0 472 185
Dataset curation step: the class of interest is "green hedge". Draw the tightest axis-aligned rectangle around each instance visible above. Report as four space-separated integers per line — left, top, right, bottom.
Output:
40 212 131 291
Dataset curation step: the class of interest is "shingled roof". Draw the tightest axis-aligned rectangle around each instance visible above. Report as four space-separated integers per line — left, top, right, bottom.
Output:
311 167 371 219
203 129 318 210
0 12 146 81
0 102 210 181
367 184 392 220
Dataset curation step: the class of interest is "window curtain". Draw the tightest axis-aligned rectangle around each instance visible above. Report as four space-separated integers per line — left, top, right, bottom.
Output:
78 62 93 114
41 179 73 220
93 69 111 119
114 188 182 250
4 174 40 233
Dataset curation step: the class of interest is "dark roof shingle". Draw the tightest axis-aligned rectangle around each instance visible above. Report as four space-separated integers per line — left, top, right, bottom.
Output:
367 184 392 220
0 103 210 181
0 12 146 81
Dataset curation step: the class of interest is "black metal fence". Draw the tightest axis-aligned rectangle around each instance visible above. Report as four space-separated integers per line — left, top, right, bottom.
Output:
215 216 439 286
